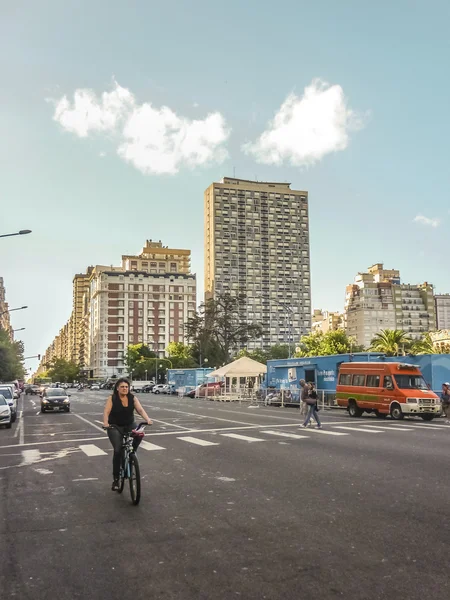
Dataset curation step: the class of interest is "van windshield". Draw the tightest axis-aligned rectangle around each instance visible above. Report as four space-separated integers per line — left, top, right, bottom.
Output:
394 375 429 390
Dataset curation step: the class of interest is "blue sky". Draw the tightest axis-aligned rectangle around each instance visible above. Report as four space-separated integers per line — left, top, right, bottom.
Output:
1 0 449 374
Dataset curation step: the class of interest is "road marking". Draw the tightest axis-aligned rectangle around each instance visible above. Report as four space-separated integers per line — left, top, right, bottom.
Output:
177 436 219 446
362 425 414 431
73 478 99 482
221 433 265 442
34 468 53 475
263 430 309 439
73 413 105 433
333 426 383 433
79 444 107 456
14 419 21 438
21 449 41 464
19 414 25 445
305 429 348 436
406 423 449 429
140 440 166 451
152 418 193 430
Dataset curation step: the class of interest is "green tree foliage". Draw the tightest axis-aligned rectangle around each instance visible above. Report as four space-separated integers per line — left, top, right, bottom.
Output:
185 293 263 365
234 344 290 363
294 329 360 357
0 329 25 380
166 342 196 368
124 344 157 375
370 329 411 356
410 332 450 355
45 358 80 383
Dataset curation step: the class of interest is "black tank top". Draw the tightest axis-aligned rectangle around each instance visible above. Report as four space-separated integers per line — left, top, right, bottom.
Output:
108 394 135 427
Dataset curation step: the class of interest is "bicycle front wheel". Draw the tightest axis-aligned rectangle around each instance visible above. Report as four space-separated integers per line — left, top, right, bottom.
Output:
128 453 141 505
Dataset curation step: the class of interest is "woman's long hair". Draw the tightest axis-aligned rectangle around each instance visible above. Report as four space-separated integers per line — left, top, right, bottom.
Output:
111 378 134 404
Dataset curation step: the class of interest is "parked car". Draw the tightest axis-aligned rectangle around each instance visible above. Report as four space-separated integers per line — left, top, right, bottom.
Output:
41 388 71 413
25 385 40 395
152 384 167 394
142 384 155 393
0 395 12 429
90 384 100 391
0 386 17 422
186 382 224 398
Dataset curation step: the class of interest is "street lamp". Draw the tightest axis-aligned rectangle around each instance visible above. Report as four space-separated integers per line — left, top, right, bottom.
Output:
0 305 28 317
0 229 32 239
13 328 26 332
273 299 294 358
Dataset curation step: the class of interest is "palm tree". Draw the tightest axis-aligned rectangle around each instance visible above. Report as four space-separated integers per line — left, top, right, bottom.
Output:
370 329 412 356
411 332 449 355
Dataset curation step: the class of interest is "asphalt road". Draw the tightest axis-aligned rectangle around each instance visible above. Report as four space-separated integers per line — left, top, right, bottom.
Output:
0 391 449 600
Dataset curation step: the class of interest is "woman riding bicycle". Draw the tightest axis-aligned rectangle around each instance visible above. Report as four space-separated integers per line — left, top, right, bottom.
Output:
103 378 152 491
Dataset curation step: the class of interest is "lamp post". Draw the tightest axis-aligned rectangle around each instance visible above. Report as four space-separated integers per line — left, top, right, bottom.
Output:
273 299 294 358
13 328 25 333
145 370 148 381
0 229 32 239
0 305 28 317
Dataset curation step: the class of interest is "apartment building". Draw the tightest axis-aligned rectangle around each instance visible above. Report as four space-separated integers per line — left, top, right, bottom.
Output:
73 268 93 366
435 294 450 330
345 264 436 347
204 177 311 349
0 277 13 340
312 309 344 334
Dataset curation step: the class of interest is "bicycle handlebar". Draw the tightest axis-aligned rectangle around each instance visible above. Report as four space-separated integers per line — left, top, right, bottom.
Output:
102 421 151 431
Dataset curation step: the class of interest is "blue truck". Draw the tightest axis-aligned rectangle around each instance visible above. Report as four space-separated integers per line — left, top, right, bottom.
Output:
167 368 215 395
266 353 450 403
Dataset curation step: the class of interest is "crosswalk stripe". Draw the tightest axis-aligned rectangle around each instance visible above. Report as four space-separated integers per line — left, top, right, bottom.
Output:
407 423 448 429
304 429 348 436
221 433 265 442
177 436 219 446
333 426 383 433
21 449 41 464
79 444 107 456
140 440 166 451
263 430 309 440
362 425 414 431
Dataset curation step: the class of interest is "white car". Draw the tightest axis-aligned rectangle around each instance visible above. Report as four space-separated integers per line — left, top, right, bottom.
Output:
0 395 12 429
91 384 100 391
152 384 167 394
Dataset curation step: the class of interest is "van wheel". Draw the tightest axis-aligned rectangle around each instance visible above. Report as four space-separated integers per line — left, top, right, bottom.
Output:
348 401 363 418
420 414 434 421
390 404 404 420
375 410 387 419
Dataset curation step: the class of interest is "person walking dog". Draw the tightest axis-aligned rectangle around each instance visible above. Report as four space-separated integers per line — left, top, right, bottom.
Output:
301 382 322 429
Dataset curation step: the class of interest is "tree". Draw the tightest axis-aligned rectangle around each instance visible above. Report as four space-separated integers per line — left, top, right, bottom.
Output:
370 329 411 356
166 342 196 368
234 347 268 364
294 329 360 357
410 332 450 355
185 293 263 365
124 344 156 376
267 344 290 360
0 329 25 380
45 358 80 383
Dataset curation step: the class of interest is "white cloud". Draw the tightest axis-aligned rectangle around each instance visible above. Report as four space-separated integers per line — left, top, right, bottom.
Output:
53 82 134 137
243 78 367 167
413 214 440 228
52 82 229 174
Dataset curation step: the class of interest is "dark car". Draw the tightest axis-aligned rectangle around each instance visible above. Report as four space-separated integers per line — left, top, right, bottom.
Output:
25 385 40 395
41 388 71 413
142 384 155 393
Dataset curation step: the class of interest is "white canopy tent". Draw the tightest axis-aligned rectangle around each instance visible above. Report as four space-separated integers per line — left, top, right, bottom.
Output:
209 357 267 391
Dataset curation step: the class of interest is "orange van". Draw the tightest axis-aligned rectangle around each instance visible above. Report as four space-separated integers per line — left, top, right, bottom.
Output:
336 362 440 421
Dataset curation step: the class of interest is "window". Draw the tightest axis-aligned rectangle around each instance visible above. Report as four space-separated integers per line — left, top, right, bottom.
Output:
352 374 366 386
339 374 352 385
366 375 380 388
383 375 394 390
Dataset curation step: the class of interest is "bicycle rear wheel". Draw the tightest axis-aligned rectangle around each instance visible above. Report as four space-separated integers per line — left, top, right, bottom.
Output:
128 453 141 505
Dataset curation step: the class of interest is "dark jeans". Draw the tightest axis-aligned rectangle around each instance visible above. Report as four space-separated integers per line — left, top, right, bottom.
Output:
107 424 142 479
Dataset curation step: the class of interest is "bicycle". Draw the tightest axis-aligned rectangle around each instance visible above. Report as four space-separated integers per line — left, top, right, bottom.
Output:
103 421 149 505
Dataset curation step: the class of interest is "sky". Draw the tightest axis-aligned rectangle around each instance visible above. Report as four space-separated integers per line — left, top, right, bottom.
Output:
1 0 449 375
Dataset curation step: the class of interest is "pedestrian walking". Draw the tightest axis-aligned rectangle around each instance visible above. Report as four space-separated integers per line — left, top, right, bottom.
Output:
299 379 309 416
300 382 322 429
441 382 450 423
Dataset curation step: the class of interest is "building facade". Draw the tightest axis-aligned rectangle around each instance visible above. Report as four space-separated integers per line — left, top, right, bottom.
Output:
345 264 436 348
435 294 450 330
204 177 311 349
0 277 13 340
312 309 344 334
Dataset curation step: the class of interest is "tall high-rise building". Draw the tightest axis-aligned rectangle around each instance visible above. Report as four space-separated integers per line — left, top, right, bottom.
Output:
73 268 93 367
204 177 311 349
435 294 450 330
0 277 13 340
345 264 436 347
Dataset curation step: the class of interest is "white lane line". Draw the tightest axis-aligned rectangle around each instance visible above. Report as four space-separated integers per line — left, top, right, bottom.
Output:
333 426 383 433
362 425 414 431
73 478 99 482
14 419 22 439
406 423 449 429
305 429 348 436
21 449 41 464
263 430 309 440
151 418 193 430
73 413 105 433
20 411 25 445
221 433 265 442
140 440 166 451
177 436 219 446
79 444 107 456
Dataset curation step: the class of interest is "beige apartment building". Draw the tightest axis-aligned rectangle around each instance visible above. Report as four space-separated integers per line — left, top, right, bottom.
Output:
36 240 197 380
204 177 311 349
345 263 436 348
435 294 450 330
0 277 13 341
312 309 344 334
